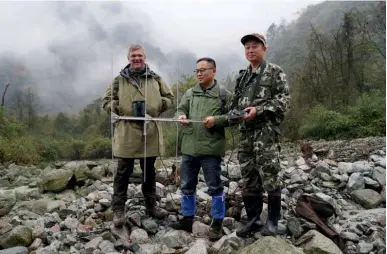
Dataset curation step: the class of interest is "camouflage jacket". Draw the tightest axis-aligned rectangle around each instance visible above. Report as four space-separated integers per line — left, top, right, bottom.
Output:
231 60 290 132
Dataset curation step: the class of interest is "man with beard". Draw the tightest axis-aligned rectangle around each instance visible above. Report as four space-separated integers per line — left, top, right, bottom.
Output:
230 33 290 237
102 44 174 227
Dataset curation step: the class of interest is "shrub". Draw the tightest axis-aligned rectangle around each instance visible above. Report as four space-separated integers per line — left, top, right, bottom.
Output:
0 136 40 164
82 136 112 159
299 105 356 140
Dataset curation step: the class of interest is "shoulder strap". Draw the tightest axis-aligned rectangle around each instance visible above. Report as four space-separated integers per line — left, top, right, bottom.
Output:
218 85 228 114
219 85 227 102
249 60 267 103
185 86 227 114
185 88 193 100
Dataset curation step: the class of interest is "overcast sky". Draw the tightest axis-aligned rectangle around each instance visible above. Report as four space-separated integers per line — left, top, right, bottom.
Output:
0 0 322 113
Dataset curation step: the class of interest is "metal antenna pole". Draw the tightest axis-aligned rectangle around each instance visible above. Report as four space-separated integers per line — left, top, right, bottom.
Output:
175 59 180 165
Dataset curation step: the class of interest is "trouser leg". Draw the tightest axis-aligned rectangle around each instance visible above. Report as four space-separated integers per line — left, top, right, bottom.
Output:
180 154 201 216
254 126 282 236
112 158 134 212
200 155 225 219
201 155 225 241
169 154 200 232
140 156 157 199
140 157 168 219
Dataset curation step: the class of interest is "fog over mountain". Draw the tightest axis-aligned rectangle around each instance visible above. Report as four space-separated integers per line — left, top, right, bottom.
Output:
0 1 319 113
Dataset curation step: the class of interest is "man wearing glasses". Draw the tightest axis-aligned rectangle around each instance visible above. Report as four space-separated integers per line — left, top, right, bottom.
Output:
170 57 232 241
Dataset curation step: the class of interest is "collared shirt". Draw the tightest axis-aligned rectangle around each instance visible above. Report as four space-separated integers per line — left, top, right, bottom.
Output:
247 62 265 74
199 82 216 92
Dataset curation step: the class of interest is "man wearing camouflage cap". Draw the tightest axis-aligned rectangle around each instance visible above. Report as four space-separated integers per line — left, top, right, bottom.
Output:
229 33 290 237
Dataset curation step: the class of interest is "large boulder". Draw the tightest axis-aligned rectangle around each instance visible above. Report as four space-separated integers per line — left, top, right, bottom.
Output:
238 236 305 254
0 190 16 216
0 226 32 249
41 169 74 192
296 230 343 254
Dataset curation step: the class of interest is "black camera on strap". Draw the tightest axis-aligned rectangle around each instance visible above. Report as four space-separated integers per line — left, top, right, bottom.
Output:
132 101 145 118
227 109 246 123
132 100 146 127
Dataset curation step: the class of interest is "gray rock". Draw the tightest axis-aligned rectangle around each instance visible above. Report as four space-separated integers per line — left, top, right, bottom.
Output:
41 169 73 192
0 247 29 254
192 221 210 237
228 165 242 180
85 236 103 254
98 198 111 207
155 182 165 197
239 236 305 254
320 172 332 181
141 219 158 235
0 226 32 249
347 172 365 191
98 240 115 253
353 161 372 173
315 161 331 175
186 239 208 254
364 177 380 188
12 186 41 201
351 189 384 209
357 241 374 253
62 217 79 230
47 200 66 213
372 167 386 186
159 230 192 249
338 162 353 174
137 243 162 254
296 230 343 254
0 190 16 216
222 217 235 230
287 217 304 238
332 173 349 183
340 231 360 242
130 228 149 244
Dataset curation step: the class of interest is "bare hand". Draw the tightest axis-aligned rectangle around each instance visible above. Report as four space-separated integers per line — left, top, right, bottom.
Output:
243 107 257 121
178 114 189 126
203 116 215 128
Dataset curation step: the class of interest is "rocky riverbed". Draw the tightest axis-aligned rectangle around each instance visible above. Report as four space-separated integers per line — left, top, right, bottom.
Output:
0 137 385 254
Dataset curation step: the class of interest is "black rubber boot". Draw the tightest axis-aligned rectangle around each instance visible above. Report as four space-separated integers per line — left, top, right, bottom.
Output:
169 216 194 232
261 189 281 236
208 218 223 241
236 194 264 237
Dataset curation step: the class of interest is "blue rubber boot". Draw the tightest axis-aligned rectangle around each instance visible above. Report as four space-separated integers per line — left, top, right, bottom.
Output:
208 193 225 241
169 195 195 232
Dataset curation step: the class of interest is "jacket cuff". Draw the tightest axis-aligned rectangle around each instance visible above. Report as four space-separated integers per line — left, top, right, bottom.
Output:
214 115 228 126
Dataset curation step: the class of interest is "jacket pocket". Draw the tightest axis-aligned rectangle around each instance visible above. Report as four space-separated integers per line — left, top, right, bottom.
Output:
255 84 272 100
181 126 194 135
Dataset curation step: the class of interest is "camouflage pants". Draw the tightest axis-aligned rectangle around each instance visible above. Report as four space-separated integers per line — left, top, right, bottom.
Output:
237 126 282 196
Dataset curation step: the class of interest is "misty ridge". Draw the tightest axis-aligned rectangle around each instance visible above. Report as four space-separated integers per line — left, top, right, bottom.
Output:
0 1 246 114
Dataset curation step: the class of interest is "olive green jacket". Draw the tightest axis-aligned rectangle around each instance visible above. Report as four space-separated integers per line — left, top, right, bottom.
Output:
176 80 232 157
102 64 174 158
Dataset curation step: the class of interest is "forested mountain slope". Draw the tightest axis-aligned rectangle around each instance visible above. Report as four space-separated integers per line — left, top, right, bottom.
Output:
0 1 385 165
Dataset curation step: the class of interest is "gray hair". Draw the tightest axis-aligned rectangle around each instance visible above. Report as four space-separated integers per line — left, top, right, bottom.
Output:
128 44 146 56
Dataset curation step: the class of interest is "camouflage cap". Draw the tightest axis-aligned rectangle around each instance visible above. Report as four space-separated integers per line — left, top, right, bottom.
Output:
241 33 267 46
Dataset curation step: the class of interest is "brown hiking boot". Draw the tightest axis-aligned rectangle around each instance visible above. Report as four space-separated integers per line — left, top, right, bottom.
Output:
113 210 126 227
145 197 168 219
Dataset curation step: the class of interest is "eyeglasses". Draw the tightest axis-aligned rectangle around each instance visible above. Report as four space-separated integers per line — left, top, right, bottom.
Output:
194 68 213 74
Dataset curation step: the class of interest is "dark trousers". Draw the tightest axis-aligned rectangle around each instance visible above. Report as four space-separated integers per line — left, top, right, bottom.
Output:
180 154 223 196
112 157 156 212
180 154 225 219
